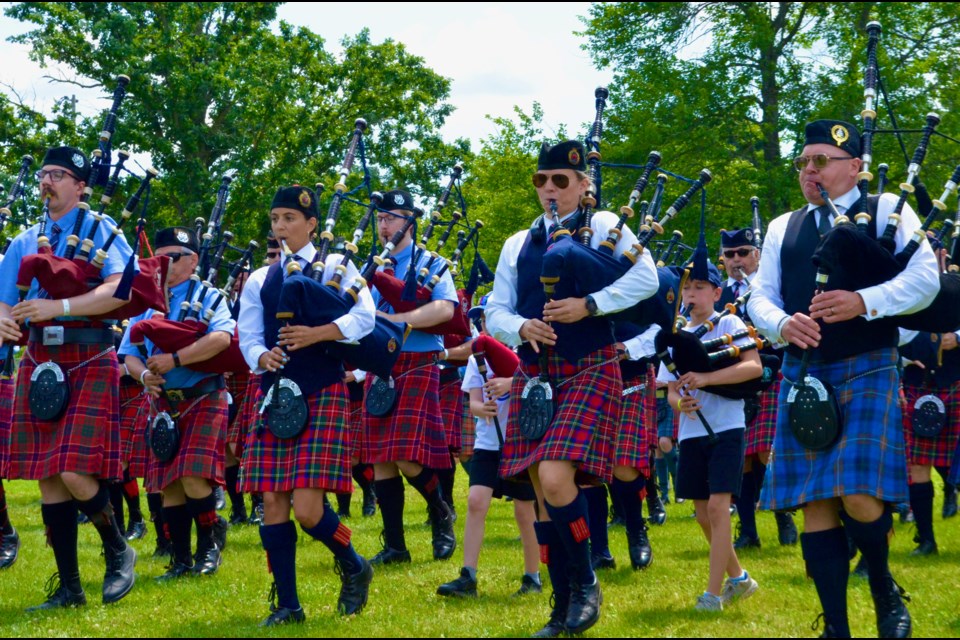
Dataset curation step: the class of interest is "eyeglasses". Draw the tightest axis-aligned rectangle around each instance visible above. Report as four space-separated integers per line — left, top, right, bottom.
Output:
35 169 77 182
723 248 754 259
162 251 194 263
792 154 854 171
532 173 570 189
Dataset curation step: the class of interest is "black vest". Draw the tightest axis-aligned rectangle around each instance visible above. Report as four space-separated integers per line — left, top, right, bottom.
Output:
515 215 617 365
780 198 897 360
258 261 344 395
900 331 960 388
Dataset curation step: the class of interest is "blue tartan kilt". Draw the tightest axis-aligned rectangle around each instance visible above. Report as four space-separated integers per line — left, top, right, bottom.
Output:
759 347 908 511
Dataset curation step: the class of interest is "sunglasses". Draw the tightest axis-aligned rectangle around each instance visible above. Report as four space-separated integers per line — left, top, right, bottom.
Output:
532 173 571 189
723 248 754 259
792 154 854 171
162 251 194 263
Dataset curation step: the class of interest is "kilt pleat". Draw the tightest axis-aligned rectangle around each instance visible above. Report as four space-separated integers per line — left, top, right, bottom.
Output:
362 351 451 469
228 373 261 461
613 366 655 475
8 341 121 481
240 382 352 494
439 378 464 455
119 377 149 478
225 370 251 444
0 376 14 477
501 345 620 485
760 348 907 511
745 376 780 457
347 381 364 461
145 390 227 492
901 381 960 468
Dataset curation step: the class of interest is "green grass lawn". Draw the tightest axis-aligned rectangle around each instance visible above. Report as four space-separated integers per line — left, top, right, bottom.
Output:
2 476 959 638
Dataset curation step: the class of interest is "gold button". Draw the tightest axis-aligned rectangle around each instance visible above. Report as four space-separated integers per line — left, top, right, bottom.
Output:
871 309 878 317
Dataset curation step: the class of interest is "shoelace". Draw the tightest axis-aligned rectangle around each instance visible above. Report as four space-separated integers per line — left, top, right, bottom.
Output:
811 612 825 632
42 572 62 600
266 581 278 611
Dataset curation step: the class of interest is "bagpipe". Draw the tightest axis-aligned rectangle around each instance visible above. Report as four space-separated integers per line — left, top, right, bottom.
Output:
127 171 259 375
811 21 960 333
0 154 34 234
470 335 520 447
368 163 484 338
15 75 169 322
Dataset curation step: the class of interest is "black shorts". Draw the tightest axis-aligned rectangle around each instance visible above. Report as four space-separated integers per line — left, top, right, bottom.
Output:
676 428 745 501
469 449 536 501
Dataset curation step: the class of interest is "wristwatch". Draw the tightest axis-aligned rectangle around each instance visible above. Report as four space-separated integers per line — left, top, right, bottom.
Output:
584 294 599 317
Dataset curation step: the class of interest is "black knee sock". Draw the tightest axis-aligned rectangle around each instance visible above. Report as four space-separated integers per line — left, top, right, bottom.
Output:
908 481 935 544
935 465 954 489
42 501 82 592
535 521 570 603
336 492 352 515
224 465 244 514
260 522 300 610
108 482 125 530
162 504 193 565
436 464 456 512
801 527 851 638
185 492 219 551
405 467 447 516
644 473 660 514
353 464 374 497
120 470 142 524
613 475 647 535
0 480 13 535
147 492 166 542
753 461 767 494
841 509 894 595
545 492 595 586
75 483 127 553
583 485 610 558
609 477 626 521
735 471 758 538
374 476 406 551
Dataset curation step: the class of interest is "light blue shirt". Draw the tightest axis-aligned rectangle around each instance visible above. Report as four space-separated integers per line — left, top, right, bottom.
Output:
372 242 458 352
118 278 236 388
0 206 134 310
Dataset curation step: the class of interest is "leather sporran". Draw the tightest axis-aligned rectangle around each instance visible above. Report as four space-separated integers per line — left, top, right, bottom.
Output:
518 377 555 441
149 411 180 463
787 374 842 451
912 394 946 438
365 376 397 418
264 378 309 439
28 362 70 422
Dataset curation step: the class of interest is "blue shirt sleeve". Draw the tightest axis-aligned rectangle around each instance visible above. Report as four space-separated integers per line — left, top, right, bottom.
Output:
117 309 152 359
0 234 27 306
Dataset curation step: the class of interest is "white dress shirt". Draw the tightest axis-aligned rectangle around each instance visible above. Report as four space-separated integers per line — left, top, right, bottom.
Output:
621 323 662 361
238 243 375 373
747 186 940 344
486 209 660 347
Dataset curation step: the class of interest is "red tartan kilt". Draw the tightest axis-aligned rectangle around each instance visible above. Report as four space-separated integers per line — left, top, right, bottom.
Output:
439 378 464 455
119 379 149 478
614 368 653 475
8 341 121 481
501 345 620 485
362 351 451 469
349 394 364 460
902 381 960 468
145 390 227 492
229 373 262 459
746 376 780 457
240 382 353 494
0 376 14 477
224 370 251 445
642 364 659 454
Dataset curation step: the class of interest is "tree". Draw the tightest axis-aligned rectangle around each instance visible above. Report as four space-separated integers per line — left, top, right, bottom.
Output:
3 2 470 254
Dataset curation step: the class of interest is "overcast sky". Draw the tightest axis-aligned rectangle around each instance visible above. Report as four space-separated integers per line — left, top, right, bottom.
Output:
0 2 612 150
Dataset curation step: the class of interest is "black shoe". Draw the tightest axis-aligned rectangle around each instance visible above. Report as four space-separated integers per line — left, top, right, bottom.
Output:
336 556 373 615
0 527 20 569
229 503 248 526
811 612 842 638
214 486 226 511
909 539 938 556
261 606 306 627
775 511 798 546
193 543 222 576
943 484 958 519
102 544 137 604
248 502 264 526
627 523 653 570
531 592 568 638
437 567 478 597
125 520 147 541
872 577 911 639
430 503 456 561
77 512 90 525
591 553 616 570
25 574 87 612
647 495 667 526
733 533 761 550
153 537 173 560
607 513 625 528
370 545 412 566
851 555 869 580
361 489 376 518
896 503 913 524
156 560 195 581
565 578 602 635
513 574 542 597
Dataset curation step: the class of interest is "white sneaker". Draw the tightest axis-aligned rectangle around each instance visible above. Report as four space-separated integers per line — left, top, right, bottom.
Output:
720 571 758 605
695 592 723 612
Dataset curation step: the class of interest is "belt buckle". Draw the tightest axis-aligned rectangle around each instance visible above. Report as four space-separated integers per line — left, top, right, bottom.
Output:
42 326 64 346
167 389 185 402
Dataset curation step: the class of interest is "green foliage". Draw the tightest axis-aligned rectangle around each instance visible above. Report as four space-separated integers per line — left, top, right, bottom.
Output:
3 2 469 258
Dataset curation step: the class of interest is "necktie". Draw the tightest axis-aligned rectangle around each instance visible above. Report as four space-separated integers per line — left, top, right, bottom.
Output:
732 281 741 299
49 223 61 252
816 206 832 236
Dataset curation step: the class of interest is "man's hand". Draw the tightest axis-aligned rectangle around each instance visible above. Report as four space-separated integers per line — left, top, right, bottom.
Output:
279 324 323 351
519 319 557 354
142 371 165 398
543 297 589 324
258 347 288 373
780 313 821 349
0 317 22 345
146 353 176 375
11 299 63 324
809 290 866 324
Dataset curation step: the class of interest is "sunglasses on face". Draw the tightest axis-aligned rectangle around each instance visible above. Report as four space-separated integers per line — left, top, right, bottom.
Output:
792 154 854 171
162 251 194 263
532 173 571 189
723 248 754 259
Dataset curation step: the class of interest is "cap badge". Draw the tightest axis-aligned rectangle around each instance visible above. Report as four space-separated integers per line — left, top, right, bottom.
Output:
830 124 849 147
299 190 312 208
176 230 190 243
666 288 675 304
568 149 581 166
745 230 753 242
394 193 406 206
387 338 398 353
72 153 85 168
